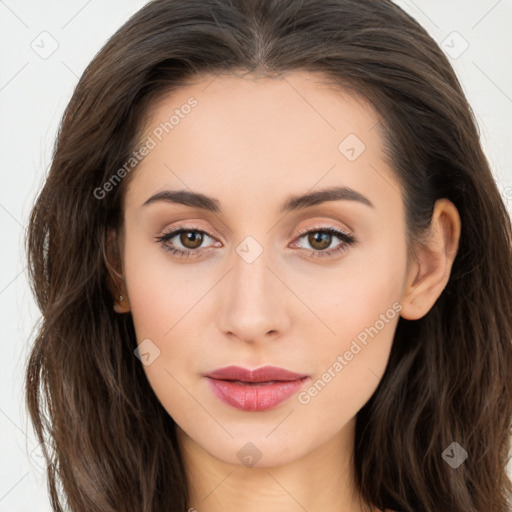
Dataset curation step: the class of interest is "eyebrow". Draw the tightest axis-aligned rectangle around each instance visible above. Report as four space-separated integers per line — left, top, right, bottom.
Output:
142 185 374 213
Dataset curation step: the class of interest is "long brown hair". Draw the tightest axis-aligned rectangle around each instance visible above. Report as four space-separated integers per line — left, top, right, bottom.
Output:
25 0 512 511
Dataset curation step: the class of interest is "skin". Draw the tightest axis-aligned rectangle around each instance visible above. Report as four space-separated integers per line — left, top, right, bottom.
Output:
108 71 461 512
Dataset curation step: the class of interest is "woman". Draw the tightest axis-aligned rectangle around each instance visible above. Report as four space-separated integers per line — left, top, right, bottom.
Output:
25 0 512 511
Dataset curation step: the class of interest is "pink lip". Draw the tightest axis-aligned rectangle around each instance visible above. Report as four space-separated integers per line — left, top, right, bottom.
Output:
205 365 309 412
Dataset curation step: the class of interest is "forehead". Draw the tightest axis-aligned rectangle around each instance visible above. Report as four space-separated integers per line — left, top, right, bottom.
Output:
140 70 380 146
125 70 397 211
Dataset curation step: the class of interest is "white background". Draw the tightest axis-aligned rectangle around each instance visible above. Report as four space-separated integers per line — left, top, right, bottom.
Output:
1 1 511 510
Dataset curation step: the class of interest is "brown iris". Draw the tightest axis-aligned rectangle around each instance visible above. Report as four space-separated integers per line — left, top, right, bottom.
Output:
308 231 331 250
180 230 203 249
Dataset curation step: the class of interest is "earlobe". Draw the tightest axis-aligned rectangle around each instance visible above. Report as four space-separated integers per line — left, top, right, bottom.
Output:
113 294 131 314
105 228 131 314
400 198 461 320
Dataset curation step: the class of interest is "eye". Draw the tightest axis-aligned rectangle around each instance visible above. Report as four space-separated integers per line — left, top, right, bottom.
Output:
291 225 357 259
155 223 357 260
155 225 220 258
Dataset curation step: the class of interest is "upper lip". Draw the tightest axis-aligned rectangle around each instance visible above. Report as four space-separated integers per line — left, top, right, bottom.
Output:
205 365 307 383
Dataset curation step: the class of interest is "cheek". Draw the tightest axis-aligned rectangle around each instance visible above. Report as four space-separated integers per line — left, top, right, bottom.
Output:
296 279 401 427
309 240 406 350
123 235 212 340
122 239 217 403
296 239 405 406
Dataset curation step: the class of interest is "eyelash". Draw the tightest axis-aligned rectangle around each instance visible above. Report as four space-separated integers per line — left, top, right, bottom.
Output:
154 224 357 260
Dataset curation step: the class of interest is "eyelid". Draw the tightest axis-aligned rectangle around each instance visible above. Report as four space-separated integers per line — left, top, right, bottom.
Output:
155 221 357 259
157 222 353 243
159 223 212 237
294 222 353 238
156 223 220 246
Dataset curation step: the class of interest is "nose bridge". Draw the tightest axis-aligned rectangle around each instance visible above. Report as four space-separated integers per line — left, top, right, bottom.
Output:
219 234 288 341
231 235 274 310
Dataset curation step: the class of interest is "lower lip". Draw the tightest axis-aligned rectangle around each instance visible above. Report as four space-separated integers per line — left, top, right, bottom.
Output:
206 377 308 412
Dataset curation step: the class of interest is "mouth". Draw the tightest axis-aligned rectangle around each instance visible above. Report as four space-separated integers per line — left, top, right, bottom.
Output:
219 379 283 386
204 365 309 411
205 365 308 383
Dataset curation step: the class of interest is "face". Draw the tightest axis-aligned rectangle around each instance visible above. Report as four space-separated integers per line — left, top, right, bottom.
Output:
116 71 410 468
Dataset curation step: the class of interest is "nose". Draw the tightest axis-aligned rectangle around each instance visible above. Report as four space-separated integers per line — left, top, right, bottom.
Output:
217 243 291 344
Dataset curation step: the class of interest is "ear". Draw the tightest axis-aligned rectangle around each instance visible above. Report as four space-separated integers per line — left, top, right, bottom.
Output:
400 198 461 320
105 228 131 314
